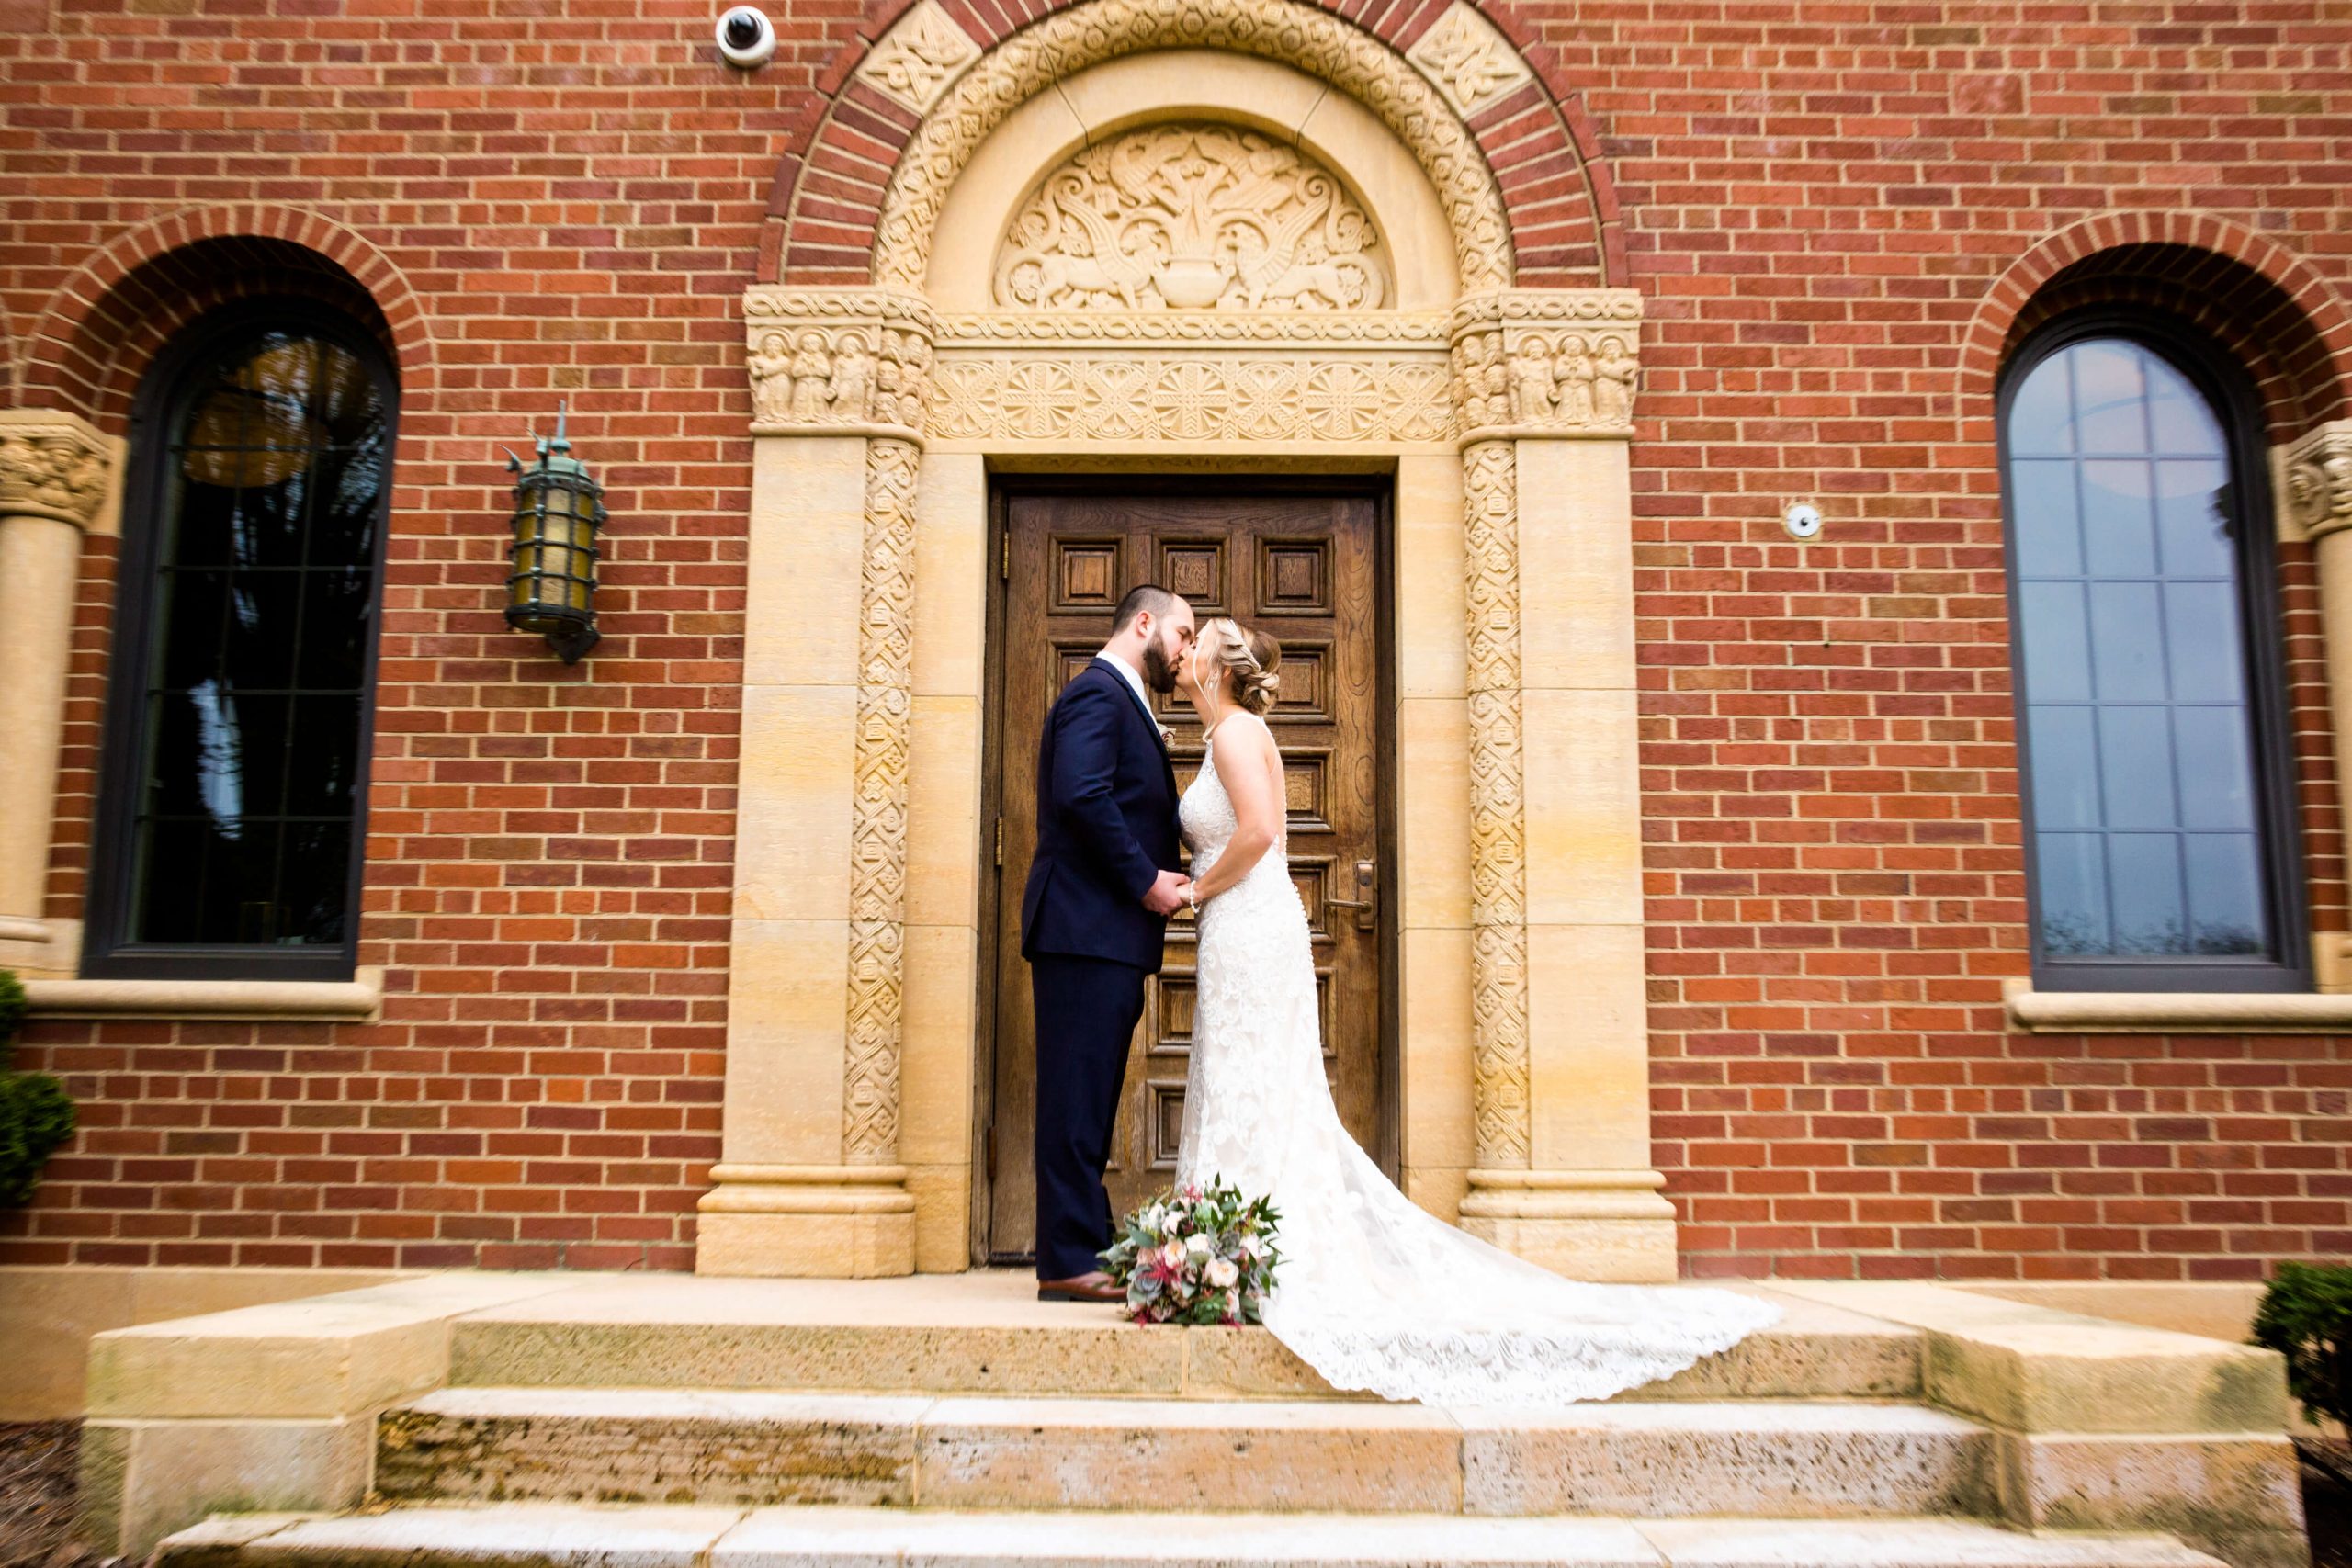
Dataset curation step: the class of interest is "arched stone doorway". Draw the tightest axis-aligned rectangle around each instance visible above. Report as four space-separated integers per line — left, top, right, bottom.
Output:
698 0 1677 1281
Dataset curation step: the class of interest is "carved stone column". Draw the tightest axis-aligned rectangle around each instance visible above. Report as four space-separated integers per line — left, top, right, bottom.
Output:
1455 434 1532 1173
2280 423 2352 991
0 412 119 979
698 289 934 1276
1449 291 1679 1281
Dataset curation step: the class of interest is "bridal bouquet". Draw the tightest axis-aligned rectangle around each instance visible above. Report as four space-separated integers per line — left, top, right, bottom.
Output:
1099 1178 1282 1326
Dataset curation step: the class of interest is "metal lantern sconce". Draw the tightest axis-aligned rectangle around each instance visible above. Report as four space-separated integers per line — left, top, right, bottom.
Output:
503 404 605 664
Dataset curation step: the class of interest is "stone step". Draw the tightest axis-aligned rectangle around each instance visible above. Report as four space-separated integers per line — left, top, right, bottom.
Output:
157 1504 2231 1568
443 1275 1915 1403
376 1388 1997 1520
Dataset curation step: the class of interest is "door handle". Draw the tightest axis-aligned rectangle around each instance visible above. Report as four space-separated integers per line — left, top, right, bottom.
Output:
1325 860 1377 931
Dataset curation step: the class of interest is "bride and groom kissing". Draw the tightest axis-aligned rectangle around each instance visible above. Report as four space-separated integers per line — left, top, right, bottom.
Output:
1020 583 1780 1404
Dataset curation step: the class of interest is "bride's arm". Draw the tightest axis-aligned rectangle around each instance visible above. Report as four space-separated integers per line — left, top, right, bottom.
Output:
1186 716 1283 904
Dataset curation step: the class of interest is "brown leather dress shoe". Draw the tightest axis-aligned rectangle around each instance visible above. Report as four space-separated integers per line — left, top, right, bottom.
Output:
1036 1271 1124 1303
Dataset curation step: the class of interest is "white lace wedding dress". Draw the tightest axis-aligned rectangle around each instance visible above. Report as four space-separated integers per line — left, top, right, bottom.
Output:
1175 719 1781 1404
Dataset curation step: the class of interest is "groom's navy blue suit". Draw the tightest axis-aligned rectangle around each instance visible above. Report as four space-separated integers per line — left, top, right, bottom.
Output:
1022 658 1181 1279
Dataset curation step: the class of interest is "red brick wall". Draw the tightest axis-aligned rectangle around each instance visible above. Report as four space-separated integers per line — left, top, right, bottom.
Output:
2 0 2347 1277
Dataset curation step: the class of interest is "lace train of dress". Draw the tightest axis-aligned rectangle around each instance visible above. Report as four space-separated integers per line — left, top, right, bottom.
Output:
1175 727 1780 1404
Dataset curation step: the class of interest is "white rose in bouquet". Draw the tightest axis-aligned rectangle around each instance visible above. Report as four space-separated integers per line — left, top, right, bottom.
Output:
1097 1178 1283 1326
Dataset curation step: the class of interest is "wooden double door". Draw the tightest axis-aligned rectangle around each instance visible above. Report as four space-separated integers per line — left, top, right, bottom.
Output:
983 481 1392 1264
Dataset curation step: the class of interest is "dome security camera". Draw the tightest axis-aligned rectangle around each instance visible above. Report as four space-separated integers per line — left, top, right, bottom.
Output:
717 6 777 67
1783 502 1823 541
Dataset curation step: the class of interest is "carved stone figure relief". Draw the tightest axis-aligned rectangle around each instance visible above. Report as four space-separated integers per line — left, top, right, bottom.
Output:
995 124 1387 313
746 290 936 434
1450 289 1641 438
2283 422 2352 540
1407 2 1533 120
0 425 111 527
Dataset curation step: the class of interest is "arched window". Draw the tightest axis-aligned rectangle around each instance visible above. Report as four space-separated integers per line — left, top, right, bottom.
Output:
2001 317 2306 991
84 303 397 980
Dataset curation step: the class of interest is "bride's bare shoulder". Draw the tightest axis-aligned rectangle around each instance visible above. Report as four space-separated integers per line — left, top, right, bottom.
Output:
1209 708 1277 754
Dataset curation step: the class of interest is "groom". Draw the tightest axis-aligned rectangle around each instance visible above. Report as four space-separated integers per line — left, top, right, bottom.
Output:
1022 583 1197 1303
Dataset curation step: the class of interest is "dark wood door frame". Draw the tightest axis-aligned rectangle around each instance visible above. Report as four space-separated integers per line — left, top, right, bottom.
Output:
970 471 1400 1267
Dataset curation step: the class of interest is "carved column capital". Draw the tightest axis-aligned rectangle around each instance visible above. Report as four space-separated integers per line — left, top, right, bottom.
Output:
1451 289 1644 446
0 410 119 534
744 288 937 443
2281 421 2352 542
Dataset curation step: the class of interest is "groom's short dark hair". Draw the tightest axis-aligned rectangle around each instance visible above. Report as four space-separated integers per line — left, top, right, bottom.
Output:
1112 583 1178 634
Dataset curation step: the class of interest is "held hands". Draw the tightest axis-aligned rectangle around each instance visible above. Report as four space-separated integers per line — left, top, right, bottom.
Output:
1143 868 1194 917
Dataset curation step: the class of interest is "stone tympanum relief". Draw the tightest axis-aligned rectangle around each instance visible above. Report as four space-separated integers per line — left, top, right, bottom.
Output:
995 124 1387 313
875 0 1515 296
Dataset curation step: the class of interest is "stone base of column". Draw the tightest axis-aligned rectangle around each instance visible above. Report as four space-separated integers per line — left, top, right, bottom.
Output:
1458 1168 1679 1283
695 1164 917 1278
0 916 74 980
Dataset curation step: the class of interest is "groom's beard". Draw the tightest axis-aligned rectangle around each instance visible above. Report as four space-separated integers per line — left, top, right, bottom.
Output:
1140 640 1178 694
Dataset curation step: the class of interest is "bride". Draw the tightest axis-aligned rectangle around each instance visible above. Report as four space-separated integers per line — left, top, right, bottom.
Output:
1169 615 1780 1404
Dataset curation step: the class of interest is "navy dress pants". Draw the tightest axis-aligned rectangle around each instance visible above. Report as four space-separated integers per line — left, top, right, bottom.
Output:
1029 952 1148 1280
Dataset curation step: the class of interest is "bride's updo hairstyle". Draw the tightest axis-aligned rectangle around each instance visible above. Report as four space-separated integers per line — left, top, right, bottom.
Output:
1206 618 1282 716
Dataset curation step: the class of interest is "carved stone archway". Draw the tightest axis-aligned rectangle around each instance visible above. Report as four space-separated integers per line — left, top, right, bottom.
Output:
700 0 1676 1282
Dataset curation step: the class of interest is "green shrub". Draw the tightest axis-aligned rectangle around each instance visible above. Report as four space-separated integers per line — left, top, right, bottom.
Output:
2252 1260 2352 1430
0 968 74 1207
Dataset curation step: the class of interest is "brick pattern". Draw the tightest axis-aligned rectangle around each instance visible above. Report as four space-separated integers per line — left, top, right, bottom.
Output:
0 0 2348 1277
1616 5 2352 1280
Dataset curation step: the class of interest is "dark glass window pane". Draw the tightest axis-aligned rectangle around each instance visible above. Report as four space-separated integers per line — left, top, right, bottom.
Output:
2082 459 2158 576
2016 581 2092 703
114 321 388 955
2096 705 2177 829
2007 335 2278 969
2009 460 2083 577
2109 833 2188 953
2086 581 2165 701
2025 705 2099 829
2072 339 2148 453
2036 831 2109 955
2154 459 2232 577
2184 833 2265 954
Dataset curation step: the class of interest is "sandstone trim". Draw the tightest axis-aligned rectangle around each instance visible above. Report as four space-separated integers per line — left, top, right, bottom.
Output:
2003 976 2352 1033
22 969 386 1022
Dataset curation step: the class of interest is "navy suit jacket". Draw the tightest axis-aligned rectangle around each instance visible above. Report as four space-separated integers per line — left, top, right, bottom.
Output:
1020 660 1181 973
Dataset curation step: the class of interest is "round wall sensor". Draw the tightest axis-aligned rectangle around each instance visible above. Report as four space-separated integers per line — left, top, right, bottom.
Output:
717 6 777 67
1783 502 1823 540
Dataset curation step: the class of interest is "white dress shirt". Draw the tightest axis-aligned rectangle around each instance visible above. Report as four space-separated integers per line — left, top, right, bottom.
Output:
1092 650 1155 720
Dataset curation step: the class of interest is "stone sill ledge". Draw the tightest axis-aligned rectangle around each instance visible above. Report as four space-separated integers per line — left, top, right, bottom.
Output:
23 966 383 1022
2004 976 2352 1034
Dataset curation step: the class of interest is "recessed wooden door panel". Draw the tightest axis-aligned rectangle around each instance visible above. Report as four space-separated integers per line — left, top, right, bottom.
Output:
986 486 1386 1263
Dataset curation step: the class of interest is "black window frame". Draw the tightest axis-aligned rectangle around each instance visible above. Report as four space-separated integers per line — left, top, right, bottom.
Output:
1998 309 2310 993
81 299 399 982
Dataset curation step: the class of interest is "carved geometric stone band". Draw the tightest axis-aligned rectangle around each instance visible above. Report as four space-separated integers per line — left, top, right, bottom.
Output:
842 435 922 1166
1460 436 1532 1171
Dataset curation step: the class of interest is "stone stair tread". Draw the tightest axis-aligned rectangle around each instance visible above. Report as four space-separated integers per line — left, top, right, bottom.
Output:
438 1275 1920 1404
157 1505 2229 1568
401 1385 1979 1435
